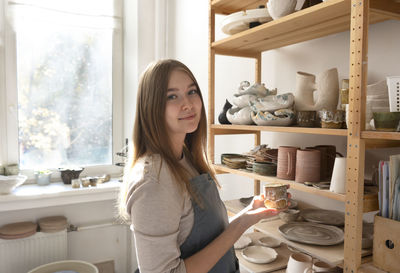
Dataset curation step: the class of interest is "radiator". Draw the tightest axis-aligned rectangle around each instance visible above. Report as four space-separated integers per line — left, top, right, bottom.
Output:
0 230 67 273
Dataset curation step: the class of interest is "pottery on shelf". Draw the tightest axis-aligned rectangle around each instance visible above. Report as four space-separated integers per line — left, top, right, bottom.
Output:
267 0 297 20
296 111 317 127
237 82 276 97
250 93 294 112
221 8 272 35
365 80 390 130
226 106 254 125
232 94 257 108
373 112 400 131
251 108 295 126
294 68 339 112
218 99 233 124
277 146 298 180
295 149 321 183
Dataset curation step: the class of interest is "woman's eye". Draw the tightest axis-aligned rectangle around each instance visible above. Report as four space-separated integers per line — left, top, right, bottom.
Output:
167 94 177 100
188 89 198 95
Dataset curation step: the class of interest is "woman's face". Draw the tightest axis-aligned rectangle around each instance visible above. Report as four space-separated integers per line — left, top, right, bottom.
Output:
164 69 202 142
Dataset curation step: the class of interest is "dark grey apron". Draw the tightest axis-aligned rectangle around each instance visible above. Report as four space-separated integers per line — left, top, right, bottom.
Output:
135 173 239 273
179 173 239 273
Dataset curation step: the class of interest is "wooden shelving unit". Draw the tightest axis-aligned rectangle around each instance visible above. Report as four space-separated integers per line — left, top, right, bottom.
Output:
208 0 400 272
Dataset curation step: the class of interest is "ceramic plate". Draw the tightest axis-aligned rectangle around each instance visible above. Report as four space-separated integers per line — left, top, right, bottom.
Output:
301 208 345 226
257 236 281 248
234 235 252 249
241 245 278 264
278 222 344 246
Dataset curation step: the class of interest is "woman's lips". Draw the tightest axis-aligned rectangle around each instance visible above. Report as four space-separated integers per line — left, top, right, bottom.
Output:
179 114 196 120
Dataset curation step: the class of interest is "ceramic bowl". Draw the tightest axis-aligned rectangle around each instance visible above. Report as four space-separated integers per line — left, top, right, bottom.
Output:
296 111 317 127
373 112 400 131
267 0 297 20
279 209 300 223
252 162 277 176
59 168 84 184
0 175 27 194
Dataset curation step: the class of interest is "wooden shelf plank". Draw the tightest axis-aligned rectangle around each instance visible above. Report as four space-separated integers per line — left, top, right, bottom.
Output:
362 130 400 140
211 124 348 136
212 0 394 55
358 262 387 273
215 164 378 212
254 219 372 267
211 0 266 15
214 164 346 202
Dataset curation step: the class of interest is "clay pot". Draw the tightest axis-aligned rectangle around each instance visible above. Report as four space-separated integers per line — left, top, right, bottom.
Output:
313 145 342 178
295 149 321 183
59 168 84 184
277 146 298 180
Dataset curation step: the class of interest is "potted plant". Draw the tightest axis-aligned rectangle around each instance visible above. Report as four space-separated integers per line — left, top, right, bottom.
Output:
35 170 52 186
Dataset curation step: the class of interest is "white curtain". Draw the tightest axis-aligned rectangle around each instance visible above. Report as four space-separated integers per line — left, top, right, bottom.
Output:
7 0 122 30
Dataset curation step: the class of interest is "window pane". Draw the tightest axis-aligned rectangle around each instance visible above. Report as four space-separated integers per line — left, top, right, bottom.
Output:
17 26 113 169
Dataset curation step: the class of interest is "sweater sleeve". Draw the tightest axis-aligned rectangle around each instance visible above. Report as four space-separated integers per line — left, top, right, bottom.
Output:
129 177 187 273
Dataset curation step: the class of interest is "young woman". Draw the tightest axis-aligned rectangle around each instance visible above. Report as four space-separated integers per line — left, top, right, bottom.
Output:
119 59 282 273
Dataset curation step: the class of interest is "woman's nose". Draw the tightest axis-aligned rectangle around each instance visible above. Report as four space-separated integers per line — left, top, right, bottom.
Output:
182 96 193 110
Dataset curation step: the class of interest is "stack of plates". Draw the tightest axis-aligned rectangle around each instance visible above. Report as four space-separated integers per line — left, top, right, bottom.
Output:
38 216 68 233
0 221 37 239
221 154 247 169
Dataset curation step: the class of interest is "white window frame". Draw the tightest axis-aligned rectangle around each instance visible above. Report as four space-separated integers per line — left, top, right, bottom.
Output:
0 0 124 182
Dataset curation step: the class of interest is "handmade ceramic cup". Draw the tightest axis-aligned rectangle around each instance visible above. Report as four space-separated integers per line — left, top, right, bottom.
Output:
286 252 312 273
263 183 288 209
313 145 340 178
304 260 336 272
295 149 321 183
330 157 347 194
277 146 298 180
297 111 317 127
279 209 300 223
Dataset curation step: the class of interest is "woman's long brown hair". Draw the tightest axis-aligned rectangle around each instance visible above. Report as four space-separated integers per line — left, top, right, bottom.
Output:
119 59 216 220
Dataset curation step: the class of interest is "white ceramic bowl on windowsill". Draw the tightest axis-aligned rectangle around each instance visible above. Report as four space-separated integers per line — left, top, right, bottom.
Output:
0 175 27 194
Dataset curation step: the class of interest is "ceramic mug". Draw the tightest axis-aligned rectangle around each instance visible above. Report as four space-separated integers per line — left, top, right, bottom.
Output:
295 149 321 183
303 260 336 272
286 252 312 273
277 146 298 180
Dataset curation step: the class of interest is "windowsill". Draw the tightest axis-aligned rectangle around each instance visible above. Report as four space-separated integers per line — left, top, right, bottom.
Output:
0 179 122 212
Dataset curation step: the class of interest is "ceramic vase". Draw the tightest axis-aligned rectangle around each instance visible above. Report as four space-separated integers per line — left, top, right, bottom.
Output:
294 68 339 112
295 149 321 183
330 157 347 194
277 146 298 180
218 99 233 124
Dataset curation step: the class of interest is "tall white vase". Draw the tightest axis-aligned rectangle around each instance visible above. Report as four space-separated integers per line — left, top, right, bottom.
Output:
294 68 339 111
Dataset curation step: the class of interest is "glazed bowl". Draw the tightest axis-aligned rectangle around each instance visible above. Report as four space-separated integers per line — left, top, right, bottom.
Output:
0 175 27 194
373 112 400 131
253 162 277 176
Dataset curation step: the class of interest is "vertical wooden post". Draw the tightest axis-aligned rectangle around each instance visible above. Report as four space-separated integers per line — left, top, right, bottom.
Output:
254 53 262 195
344 1 369 272
208 2 215 164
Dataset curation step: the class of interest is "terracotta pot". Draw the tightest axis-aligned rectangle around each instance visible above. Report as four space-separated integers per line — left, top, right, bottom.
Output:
295 149 321 183
277 146 298 180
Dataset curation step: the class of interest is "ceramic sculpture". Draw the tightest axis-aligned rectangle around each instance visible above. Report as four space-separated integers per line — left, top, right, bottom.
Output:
226 106 254 125
232 94 257 108
251 108 295 126
218 99 233 124
237 82 276 97
250 93 295 112
294 68 339 112
267 0 297 20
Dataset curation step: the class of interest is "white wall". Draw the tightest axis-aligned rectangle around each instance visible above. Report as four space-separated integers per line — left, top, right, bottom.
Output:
167 0 400 209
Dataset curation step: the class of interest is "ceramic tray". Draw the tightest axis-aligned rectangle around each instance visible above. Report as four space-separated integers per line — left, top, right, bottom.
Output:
301 208 345 226
278 222 344 246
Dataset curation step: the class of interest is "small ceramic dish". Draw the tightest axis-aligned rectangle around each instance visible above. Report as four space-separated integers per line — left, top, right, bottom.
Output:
234 235 252 249
373 112 400 131
257 236 281 248
241 245 278 264
279 209 300 223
